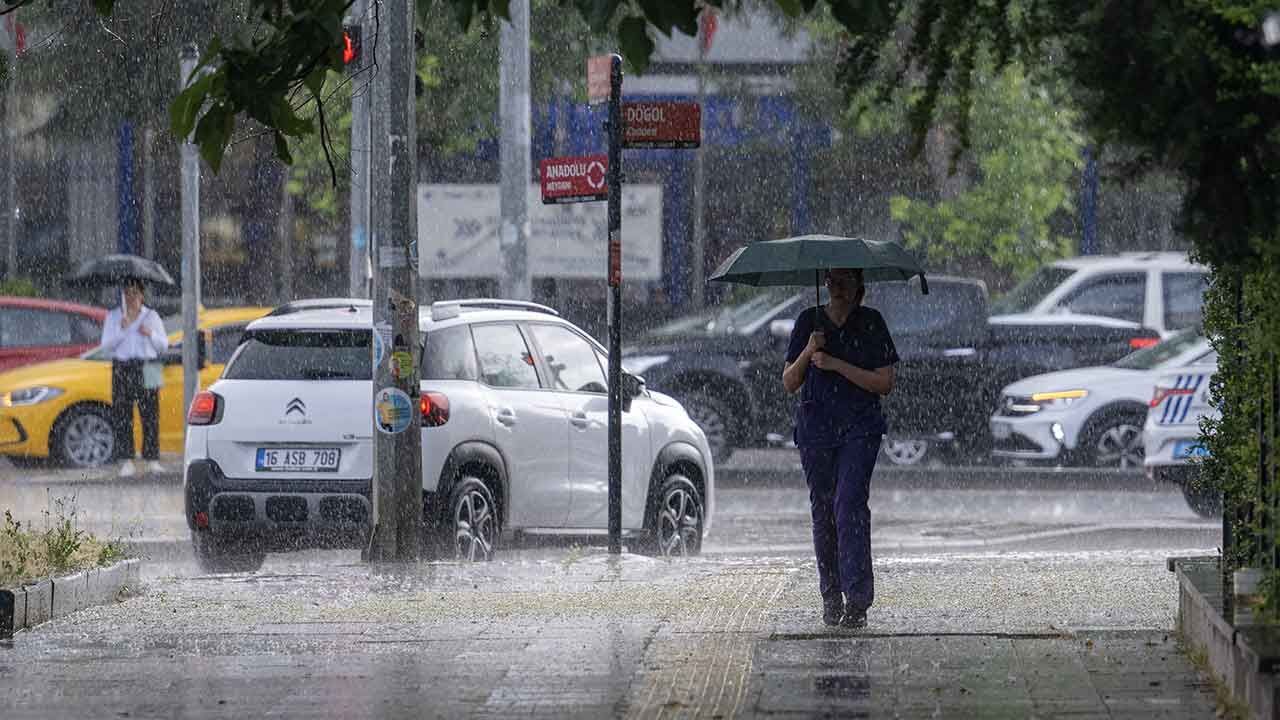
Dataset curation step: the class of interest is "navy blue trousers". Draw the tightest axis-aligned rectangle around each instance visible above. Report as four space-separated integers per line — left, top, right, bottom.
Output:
799 434 880 611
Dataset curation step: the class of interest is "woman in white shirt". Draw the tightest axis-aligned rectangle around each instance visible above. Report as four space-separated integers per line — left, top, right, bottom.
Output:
99 278 168 477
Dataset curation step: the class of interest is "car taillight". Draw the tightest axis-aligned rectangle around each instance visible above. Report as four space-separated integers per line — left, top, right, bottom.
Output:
187 391 221 425
420 391 449 427
1150 386 1194 408
1130 337 1160 349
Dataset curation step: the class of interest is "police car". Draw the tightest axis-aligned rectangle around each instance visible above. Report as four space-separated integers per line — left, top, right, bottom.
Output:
1145 352 1219 517
182 299 714 571
991 328 1212 468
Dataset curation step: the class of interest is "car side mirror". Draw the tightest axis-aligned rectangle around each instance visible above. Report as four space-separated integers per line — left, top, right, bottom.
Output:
620 371 645 412
165 337 207 369
769 319 794 342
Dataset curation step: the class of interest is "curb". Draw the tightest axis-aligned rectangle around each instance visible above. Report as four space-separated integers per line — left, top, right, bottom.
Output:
0 558 141 638
1173 557 1280 719
718 463 1151 489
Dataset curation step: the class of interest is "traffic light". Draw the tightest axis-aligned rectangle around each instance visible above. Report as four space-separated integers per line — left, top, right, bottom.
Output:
342 25 362 67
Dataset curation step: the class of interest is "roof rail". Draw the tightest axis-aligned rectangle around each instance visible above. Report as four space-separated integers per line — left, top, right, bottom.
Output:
429 299 560 317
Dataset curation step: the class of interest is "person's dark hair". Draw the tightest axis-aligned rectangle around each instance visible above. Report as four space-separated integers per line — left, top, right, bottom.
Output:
825 268 865 285
123 278 145 292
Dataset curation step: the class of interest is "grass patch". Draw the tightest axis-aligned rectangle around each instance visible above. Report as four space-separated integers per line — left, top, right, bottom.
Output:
0 494 129 588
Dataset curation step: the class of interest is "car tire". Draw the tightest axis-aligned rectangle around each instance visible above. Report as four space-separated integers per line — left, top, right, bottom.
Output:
191 530 266 573
639 473 704 558
881 438 930 466
1175 468 1222 518
683 392 734 464
439 476 498 562
52 405 116 469
1078 408 1147 469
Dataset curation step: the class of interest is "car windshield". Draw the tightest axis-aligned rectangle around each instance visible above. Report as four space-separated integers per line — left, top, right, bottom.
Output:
648 289 799 337
223 329 372 380
991 266 1076 314
1113 327 1204 370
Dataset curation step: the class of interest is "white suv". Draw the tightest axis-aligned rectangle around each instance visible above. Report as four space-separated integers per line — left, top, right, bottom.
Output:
182 299 714 571
990 252 1209 338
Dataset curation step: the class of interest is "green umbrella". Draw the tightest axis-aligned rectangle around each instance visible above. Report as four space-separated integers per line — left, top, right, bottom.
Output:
708 235 928 309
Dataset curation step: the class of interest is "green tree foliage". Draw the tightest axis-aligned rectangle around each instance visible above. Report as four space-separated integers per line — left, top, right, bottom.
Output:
3 0 898 170
887 64 1083 279
284 0 591 221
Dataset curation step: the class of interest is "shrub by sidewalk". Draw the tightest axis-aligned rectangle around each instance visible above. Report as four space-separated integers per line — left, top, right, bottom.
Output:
1 495 138 637
0 497 127 588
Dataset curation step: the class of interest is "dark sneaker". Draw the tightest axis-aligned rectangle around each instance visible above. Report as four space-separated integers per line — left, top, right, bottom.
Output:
822 594 844 626
841 607 867 629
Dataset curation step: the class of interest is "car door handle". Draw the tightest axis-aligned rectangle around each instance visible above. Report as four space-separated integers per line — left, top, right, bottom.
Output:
569 412 590 428
495 408 517 426
943 347 977 358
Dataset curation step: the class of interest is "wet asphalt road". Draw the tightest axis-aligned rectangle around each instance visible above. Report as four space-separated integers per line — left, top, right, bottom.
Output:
0 452 1222 718
0 451 1219 579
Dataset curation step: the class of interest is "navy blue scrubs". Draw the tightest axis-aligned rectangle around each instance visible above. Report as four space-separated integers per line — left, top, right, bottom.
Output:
786 304 899 612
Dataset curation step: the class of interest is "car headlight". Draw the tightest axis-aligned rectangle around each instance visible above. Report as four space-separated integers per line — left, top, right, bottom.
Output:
622 354 670 376
1027 389 1089 412
4 386 65 407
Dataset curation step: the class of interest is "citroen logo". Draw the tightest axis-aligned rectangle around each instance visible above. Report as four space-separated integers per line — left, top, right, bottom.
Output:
285 398 306 417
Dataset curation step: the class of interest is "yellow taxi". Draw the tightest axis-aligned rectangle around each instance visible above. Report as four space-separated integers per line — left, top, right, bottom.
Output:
0 307 271 467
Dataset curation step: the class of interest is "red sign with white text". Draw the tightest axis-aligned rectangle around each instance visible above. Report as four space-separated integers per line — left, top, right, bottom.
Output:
623 102 701 149
540 155 608 204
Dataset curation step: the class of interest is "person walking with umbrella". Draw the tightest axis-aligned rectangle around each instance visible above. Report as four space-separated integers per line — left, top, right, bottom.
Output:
710 235 923 629
782 268 897 628
99 277 168 476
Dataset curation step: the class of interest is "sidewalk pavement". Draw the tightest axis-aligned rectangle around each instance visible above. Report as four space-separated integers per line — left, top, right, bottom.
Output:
3 552 1220 718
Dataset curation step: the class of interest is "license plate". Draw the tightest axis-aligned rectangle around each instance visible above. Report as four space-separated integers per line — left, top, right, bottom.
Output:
256 447 341 472
991 422 1012 440
1174 440 1210 460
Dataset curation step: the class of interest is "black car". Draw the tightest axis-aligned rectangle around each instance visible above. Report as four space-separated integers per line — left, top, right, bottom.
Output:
623 276 1160 464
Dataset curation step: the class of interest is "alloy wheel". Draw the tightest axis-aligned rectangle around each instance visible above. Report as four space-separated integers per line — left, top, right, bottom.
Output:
1094 423 1145 469
63 412 114 468
656 483 703 557
883 439 929 466
454 487 496 561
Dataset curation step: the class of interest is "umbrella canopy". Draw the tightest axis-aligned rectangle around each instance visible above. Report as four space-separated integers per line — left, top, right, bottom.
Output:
69 254 176 288
708 235 927 294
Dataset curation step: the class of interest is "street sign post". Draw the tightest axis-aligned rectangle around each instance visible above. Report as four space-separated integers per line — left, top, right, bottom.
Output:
539 154 608 204
550 57 702 555
604 54 624 555
622 102 701 149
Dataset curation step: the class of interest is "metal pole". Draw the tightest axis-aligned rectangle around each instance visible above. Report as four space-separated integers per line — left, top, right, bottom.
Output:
1080 146 1099 255
2 46 16 281
367 0 422 562
278 170 294 302
606 53 623 555
689 40 707 310
179 44 202 429
348 0 372 299
142 128 155 260
1224 272 1244 622
498 0 531 300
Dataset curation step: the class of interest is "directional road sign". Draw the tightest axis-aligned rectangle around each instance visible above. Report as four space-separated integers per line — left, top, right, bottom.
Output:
623 102 701 149
587 55 612 105
539 154 608 204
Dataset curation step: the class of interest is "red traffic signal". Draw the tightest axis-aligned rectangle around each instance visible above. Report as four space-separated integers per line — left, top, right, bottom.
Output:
342 25 362 66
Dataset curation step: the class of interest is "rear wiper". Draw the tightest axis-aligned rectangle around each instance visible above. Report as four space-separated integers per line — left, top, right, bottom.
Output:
300 368 356 379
